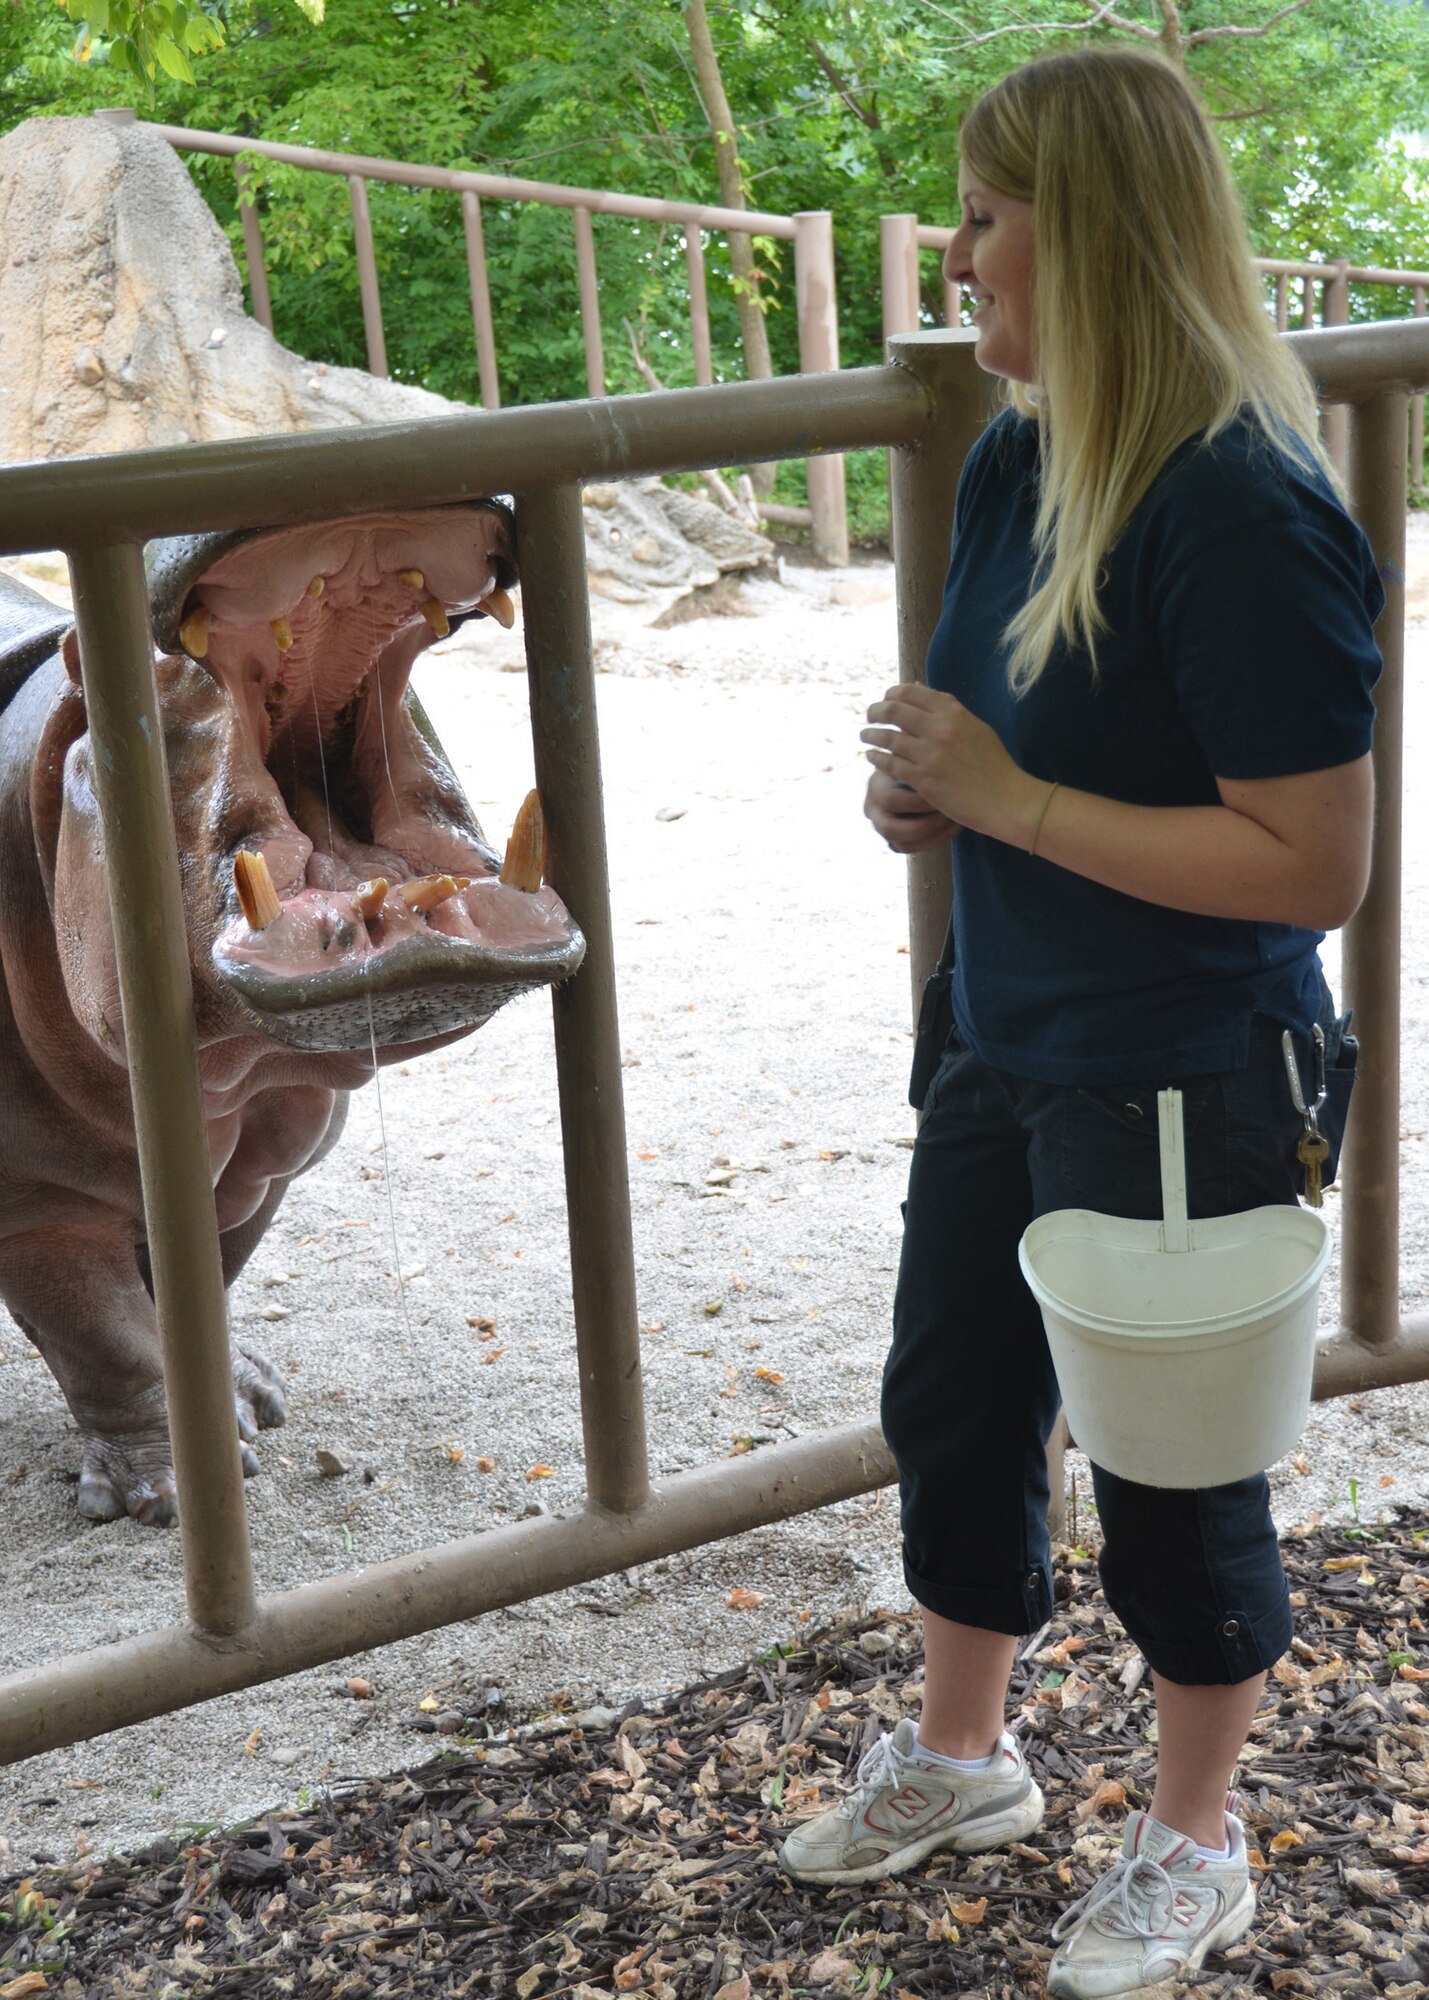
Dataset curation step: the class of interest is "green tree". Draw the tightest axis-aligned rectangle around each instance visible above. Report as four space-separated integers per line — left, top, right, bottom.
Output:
3 0 1425 531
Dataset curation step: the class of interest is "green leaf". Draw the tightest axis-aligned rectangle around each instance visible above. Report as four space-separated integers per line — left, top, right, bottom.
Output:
153 31 196 82
290 0 326 20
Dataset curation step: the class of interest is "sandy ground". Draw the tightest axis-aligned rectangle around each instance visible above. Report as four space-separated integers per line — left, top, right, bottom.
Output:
0 520 1426 1869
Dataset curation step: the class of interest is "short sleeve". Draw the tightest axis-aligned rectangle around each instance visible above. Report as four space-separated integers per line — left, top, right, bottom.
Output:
1154 497 1383 780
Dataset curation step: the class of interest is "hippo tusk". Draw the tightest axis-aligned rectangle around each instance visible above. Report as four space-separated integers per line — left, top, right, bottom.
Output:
500 789 546 892
398 569 425 590
234 849 282 931
483 588 516 630
399 874 461 912
348 877 389 921
179 605 210 659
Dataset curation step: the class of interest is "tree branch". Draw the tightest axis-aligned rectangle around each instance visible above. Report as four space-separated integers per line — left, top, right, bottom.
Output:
942 0 1161 50
808 36 881 130
1186 0 1314 40
1210 99 1274 120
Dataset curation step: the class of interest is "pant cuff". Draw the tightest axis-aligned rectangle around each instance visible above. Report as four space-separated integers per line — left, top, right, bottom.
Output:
1118 1600 1293 1686
904 1556 1053 1636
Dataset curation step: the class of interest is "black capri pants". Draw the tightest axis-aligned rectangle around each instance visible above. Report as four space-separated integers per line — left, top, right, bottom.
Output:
882 1006 1344 1687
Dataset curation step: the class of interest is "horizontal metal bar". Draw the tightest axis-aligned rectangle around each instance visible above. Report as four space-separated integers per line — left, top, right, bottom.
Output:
140 120 799 240
0 367 930 556
1285 319 1429 401
1313 1318 1429 1397
1345 265 1429 288
916 235 1429 292
0 1421 894 1766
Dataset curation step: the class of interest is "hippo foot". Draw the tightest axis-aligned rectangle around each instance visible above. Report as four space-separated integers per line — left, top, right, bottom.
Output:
77 1430 179 1528
233 1344 287 1443
74 1350 286 1525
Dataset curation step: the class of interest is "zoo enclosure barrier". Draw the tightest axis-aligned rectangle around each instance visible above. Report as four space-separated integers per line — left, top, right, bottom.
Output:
0 320 1422 1765
90 108 849 565
879 212 1429 489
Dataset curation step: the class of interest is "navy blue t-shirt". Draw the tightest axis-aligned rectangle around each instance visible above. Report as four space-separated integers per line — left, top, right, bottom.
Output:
927 409 1384 1083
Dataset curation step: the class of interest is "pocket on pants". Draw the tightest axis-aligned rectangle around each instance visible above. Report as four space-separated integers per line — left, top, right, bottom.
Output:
1053 1074 1227 1221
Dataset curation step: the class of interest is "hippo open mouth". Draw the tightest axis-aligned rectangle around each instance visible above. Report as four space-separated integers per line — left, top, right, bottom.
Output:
151 505 584 1051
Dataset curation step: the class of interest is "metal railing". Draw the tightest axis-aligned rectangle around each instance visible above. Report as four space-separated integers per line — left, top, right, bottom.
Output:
880 213 1429 489
0 319 1423 1765
91 109 849 564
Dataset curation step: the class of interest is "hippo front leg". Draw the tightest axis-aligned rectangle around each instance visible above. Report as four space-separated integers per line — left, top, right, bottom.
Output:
0 1225 182 1524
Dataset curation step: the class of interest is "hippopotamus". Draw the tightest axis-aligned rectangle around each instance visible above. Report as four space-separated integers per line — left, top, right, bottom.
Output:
0 505 584 1525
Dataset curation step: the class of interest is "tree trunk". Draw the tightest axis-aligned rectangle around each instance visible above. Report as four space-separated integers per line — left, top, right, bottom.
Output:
683 0 775 493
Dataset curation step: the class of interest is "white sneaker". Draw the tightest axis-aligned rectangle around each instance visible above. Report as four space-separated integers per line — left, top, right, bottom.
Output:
778 1716 1044 1887
1047 1803 1256 1999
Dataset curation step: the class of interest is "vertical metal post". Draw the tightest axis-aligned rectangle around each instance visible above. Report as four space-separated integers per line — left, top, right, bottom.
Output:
1413 287 1426 491
881 215 921 345
794 211 848 565
573 207 606 399
515 484 649 1514
685 227 714 388
885 331 992 1004
1339 390 1408 1350
234 162 273 333
66 543 257 1637
1323 263 1351 476
1274 273 1288 334
461 191 501 410
348 175 388 378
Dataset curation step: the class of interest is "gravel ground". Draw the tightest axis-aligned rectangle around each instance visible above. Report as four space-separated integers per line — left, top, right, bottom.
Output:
0 519 1426 1869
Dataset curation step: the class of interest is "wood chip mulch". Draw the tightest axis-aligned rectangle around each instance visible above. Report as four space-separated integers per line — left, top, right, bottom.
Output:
4 1511 1429 2000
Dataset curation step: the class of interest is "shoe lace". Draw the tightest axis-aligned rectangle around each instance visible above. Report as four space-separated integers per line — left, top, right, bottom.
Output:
1051 1853 1176 1943
835 1732 907 1820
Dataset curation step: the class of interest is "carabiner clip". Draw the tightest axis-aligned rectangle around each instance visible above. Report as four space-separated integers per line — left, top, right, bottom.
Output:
1281 1023 1327 1135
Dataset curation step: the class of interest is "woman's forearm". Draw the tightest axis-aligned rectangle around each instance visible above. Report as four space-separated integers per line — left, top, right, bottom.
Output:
1028 781 1368 932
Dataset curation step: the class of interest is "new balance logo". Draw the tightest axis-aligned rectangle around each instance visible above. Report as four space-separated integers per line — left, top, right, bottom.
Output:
883 1785 938 1823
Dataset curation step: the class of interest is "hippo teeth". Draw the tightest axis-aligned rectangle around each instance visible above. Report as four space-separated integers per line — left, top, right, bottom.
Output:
234 849 282 930
483 588 516 630
348 877 389 921
398 873 467 912
180 606 210 659
421 598 450 639
500 790 546 893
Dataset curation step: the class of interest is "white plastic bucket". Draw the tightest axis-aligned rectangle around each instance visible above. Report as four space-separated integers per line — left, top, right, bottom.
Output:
1018 1088 1332 1489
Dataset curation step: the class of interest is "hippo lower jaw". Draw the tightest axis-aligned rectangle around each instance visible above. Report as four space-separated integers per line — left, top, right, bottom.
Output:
180 508 585 1050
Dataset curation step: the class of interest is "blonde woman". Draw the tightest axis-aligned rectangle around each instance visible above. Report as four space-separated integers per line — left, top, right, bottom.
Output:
777 45 1382 1999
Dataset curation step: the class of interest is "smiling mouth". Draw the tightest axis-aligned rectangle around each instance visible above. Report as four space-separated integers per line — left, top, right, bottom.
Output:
159 506 585 1049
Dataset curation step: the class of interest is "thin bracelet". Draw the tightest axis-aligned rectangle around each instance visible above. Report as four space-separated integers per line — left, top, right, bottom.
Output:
1028 780 1060 858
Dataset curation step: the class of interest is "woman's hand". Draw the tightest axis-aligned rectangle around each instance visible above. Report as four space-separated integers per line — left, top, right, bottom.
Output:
862 683 1045 848
864 768 958 853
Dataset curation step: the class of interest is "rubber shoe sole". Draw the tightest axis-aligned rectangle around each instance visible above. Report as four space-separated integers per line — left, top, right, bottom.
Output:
779 1777 1046 1888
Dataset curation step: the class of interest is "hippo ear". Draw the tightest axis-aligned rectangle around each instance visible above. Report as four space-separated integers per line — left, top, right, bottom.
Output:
61 629 82 685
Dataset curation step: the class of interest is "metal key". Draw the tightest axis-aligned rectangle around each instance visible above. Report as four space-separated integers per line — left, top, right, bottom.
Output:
1296 1128 1330 1208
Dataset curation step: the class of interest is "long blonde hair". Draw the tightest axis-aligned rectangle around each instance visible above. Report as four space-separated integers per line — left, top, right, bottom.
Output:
959 46 1330 692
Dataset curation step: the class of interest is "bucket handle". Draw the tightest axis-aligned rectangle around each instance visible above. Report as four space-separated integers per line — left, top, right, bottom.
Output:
1157 1088 1190 1252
